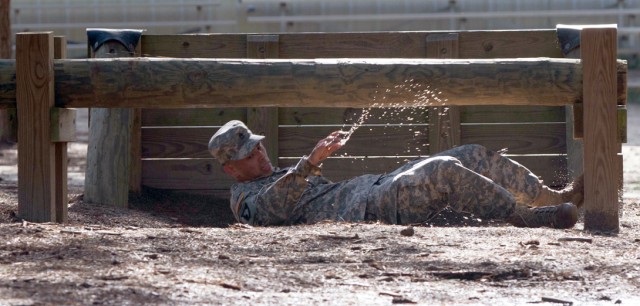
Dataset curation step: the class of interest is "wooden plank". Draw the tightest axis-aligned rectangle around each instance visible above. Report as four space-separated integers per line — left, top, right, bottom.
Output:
53 57 587 109
16 32 56 222
141 34 247 58
280 126 430 158
426 33 460 154
142 155 567 192
141 159 235 190
142 108 246 126
582 26 620 233
141 122 566 159
140 30 563 59
247 34 279 164
141 125 429 158
142 127 214 158
460 106 565 123
460 123 567 155
278 107 429 125
291 31 562 58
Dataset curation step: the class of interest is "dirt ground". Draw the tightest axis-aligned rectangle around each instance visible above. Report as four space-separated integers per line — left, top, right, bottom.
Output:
1 105 639 305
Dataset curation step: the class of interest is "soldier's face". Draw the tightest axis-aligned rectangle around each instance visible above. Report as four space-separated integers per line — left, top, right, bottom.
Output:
223 143 274 182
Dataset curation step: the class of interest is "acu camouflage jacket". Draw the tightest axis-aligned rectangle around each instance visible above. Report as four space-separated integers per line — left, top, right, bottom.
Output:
229 156 380 226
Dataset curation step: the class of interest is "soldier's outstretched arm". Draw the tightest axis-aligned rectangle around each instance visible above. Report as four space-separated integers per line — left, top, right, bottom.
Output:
308 130 349 166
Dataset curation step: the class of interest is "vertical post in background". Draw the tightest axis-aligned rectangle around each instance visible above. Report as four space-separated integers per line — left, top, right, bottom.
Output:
247 34 279 165
16 32 56 222
53 36 69 222
581 25 620 233
426 33 461 154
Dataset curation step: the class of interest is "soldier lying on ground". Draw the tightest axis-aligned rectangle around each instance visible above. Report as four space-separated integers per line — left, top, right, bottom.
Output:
208 120 584 228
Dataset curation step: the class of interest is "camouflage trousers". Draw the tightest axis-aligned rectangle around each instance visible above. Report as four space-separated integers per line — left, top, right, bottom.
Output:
364 144 543 225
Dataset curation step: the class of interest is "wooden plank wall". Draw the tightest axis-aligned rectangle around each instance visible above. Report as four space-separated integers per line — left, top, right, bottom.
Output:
138 30 572 195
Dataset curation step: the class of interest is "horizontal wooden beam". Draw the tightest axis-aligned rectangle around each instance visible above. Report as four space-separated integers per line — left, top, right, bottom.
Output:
0 58 629 109
53 57 614 108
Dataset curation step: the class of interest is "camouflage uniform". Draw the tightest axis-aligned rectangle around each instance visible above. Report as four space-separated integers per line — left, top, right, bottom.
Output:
228 145 547 226
210 121 545 226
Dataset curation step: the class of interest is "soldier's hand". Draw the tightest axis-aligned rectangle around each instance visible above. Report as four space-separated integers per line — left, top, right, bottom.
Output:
308 130 349 166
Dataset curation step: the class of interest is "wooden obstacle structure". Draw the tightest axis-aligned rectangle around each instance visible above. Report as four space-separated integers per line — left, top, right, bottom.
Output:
0 25 627 232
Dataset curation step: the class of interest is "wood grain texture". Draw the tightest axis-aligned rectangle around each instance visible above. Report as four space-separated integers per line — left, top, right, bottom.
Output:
426 33 460 154
16 32 56 222
460 106 565 123
141 125 430 159
53 57 586 108
581 27 620 233
140 31 561 59
460 123 567 154
141 159 234 190
247 34 279 164
278 107 429 125
141 154 567 192
0 60 628 108
83 41 135 207
142 108 247 126
141 122 567 158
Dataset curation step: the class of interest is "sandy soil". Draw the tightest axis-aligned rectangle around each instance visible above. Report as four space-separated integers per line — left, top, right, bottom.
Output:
0 105 639 305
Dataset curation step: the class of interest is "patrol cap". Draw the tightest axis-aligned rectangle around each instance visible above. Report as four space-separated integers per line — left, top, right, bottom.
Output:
208 120 265 164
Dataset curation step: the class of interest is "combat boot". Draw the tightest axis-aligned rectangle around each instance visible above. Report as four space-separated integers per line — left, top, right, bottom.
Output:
508 203 578 229
529 174 584 208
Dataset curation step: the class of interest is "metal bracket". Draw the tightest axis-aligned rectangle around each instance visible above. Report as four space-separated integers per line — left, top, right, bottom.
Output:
87 28 144 53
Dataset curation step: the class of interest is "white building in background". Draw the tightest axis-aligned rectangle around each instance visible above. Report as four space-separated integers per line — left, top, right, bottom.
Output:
6 0 640 69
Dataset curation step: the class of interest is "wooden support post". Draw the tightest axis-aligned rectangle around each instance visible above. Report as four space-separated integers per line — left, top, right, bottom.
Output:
246 35 279 165
581 26 620 233
16 32 56 222
426 33 460 154
84 36 140 207
53 36 69 222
